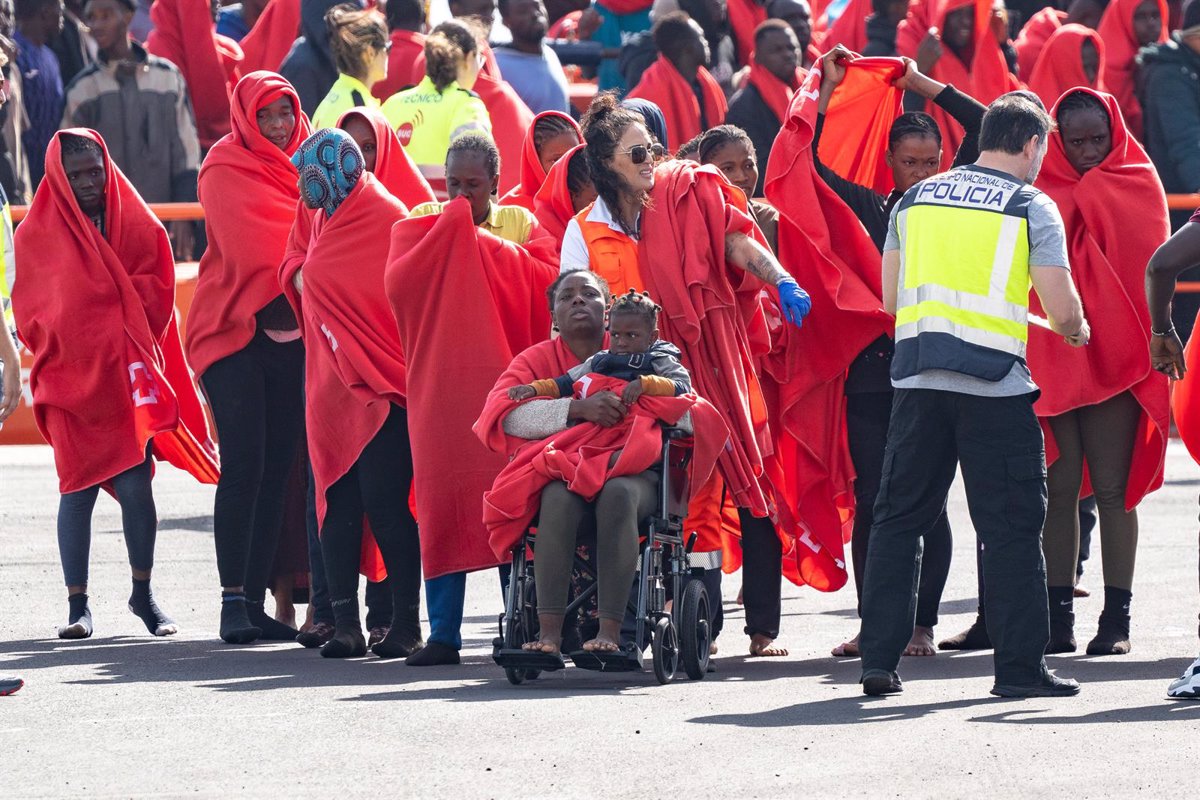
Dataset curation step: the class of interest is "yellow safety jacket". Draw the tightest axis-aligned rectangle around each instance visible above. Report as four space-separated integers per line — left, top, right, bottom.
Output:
892 166 1035 382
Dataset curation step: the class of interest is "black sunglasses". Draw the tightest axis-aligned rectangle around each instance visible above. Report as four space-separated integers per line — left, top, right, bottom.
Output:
619 143 665 165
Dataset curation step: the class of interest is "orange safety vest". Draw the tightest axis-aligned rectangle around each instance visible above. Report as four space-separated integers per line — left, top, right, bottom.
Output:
575 205 646 297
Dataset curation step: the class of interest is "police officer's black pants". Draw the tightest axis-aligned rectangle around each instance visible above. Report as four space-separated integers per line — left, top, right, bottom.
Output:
860 389 1050 686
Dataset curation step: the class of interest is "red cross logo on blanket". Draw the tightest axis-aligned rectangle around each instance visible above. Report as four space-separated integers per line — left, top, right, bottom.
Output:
128 362 160 407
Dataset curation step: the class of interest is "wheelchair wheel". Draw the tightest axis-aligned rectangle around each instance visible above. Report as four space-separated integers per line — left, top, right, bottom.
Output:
651 616 678 685
503 578 540 685
678 579 711 680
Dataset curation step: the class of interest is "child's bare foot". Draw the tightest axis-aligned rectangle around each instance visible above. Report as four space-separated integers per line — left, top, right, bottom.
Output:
749 633 788 657
903 625 936 656
831 632 860 657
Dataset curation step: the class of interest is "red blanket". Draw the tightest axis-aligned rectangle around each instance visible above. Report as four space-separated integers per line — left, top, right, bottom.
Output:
13 129 219 492
728 0 768 65
762 61 898 590
1015 7 1065 79
238 0 301 74
815 57 905 194
897 0 1020 170
1031 88 1169 510
480 374 725 558
1097 0 1167 139
501 110 582 212
185 72 312 378
821 0 873 53
627 56 727 149
746 63 802 127
337 107 435 209
385 198 558 578
146 0 243 149
533 143 586 249
1027 24 1106 108
373 28 426 101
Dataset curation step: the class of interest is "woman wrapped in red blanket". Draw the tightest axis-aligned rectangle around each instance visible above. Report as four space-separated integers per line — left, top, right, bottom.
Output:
1028 88 1169 656
501 111 583 212
532 144 597 249
13 129 218 640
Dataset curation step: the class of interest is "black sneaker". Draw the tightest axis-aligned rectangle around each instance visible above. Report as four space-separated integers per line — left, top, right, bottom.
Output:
861 668 903 696
991 670 1080 698
296 622 335 649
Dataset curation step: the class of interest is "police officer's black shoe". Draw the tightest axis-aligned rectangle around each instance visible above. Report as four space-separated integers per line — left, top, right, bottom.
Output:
861 669 903 696
990 669 1080 698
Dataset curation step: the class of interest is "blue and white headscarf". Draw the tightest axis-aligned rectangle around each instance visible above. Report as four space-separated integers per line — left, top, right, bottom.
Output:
291 128 364 217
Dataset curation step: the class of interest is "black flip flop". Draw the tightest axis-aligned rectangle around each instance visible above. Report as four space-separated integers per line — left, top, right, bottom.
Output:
569 643 642 672
493 647 566 672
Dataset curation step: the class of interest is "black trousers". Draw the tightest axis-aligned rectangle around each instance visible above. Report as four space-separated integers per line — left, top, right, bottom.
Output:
319 404 422 639
740 509 782 639
860 389 1050 686
847 391 953 628
202 330 305 599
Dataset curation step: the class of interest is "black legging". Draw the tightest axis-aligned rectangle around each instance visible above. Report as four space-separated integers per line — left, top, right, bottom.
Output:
58 449 156 587
319 404 422 639
202 330 305 601
847 391 953 629
740 509 782 639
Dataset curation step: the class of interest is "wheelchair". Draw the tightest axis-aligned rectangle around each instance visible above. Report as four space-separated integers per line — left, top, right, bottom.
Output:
492 428 713 685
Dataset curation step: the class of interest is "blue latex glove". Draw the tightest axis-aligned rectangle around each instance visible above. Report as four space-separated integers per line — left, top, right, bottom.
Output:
777 278 811 328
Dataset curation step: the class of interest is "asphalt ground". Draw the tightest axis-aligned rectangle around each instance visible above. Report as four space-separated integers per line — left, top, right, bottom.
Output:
2 442 1199 798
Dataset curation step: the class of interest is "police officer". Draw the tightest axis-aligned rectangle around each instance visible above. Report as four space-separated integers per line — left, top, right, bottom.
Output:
858 92 1089 699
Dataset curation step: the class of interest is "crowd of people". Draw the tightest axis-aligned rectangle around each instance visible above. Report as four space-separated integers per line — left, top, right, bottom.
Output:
2 0 1200 702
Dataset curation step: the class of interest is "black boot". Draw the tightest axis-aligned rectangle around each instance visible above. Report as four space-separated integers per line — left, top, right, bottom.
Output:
321 597 367 658
1046 585 1076 654
1086 586 1131 655
938 612 991 651
220 593 262 644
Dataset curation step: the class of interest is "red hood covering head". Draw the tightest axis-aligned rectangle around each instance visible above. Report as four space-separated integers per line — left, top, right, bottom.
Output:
627 56 728 149
13 129 219 492
146 0 243 149
1014 6 1066 79
1031 88 1169 509
336 106 435 209
501 110 583 212
1097 0 1167 137
897 0 1021 169
385 198 558 578
761 61 898 590
238 0 303 74
533 143 587 248
1027 24 1106 108
185 71 313 378
373 28 426 101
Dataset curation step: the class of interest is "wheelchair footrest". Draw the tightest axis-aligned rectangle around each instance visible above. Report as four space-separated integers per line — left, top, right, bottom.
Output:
493 648 566 672
568 645 643 672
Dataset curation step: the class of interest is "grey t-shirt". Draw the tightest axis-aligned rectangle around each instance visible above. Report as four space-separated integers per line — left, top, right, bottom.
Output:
884 165 1070 397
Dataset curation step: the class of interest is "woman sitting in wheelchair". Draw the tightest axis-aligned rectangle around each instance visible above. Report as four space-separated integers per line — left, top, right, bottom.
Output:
475 272 723 660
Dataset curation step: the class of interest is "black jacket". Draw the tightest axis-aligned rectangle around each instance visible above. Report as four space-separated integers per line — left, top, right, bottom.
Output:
1138 34 1200 197
280 0 347 117
725 81 779 197
862 13 898 57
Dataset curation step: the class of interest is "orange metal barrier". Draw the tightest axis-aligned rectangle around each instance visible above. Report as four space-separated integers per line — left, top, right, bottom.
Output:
10 201 205 223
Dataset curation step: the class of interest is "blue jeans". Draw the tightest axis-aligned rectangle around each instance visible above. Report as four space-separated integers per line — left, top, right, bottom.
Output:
426 572 467 649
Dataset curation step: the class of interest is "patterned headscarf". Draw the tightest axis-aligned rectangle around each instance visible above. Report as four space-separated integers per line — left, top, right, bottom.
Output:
291 128 364 217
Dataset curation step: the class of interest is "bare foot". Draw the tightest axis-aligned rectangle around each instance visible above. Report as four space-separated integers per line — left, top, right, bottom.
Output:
749 634 788 657
736 585 744 605
831 633 860 658
582 636 620 652
1073 586 1090 598
710 642 719 655
521 638 561 654
903 625 936 656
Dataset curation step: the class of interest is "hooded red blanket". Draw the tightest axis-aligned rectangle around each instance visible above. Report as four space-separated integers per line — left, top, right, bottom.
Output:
185 72 312 378
728 0 768 65
338 107 435 209
1097 0 1167 139
1027 24 1106 109
13 129 219 493
501 111 583 212
762 60 899 590
1031 88 1169 510
533 143 586 249
385 198 558 578
627 56 728 149
480 373 725 558
373 29 426 101
146 0 243 149
1015 7 1066 79
238 0 301 74
897 0 1020 170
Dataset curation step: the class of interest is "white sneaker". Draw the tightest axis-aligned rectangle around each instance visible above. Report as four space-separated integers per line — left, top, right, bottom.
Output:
1166 657 1200 699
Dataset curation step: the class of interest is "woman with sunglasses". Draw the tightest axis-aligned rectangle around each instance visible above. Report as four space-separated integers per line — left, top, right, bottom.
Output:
382 19 491 198
561 92 812 657
311 6 391 129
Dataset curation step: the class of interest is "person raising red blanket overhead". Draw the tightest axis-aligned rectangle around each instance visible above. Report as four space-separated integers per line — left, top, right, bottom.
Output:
187 71 314 647
146 0 243 149
896 0 1019 170
238 0 302 74
501 111 583 212
1029 87 1169 656
1096 0 1166 138
533 144 596 248
627 12 727 148
1026 24 1105 109
13 129 218 641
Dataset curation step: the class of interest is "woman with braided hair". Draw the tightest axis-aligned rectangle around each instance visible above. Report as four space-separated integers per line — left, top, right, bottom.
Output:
501 110 583 212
